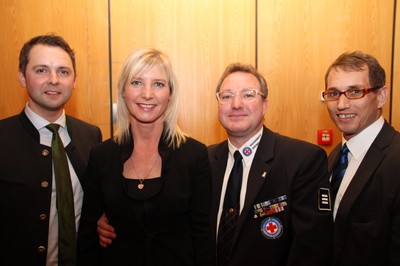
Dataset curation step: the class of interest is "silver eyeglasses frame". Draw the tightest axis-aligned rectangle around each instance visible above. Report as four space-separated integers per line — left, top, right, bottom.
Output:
216 88 265 104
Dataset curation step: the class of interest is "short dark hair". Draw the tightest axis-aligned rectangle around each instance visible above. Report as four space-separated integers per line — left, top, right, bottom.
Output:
325 51 386 89
19 34 76 75
216 63 268 99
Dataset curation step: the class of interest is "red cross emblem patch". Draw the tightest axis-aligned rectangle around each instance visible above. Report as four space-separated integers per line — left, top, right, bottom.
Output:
261 217 283 239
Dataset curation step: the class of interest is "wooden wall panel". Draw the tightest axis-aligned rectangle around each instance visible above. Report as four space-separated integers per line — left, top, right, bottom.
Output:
0 0 110 139
257 0 394 153
392 1 400 130
110 0 256 145
1 0 398 148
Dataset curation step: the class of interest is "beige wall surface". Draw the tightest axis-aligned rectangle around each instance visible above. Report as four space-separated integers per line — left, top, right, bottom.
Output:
0 0 398 152
258 0 395 153
0 0 110 139
392 1 400 130
109 0 256 145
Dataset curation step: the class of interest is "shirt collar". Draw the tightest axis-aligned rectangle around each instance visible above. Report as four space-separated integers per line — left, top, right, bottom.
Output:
24 103 66 131
228 127 263 165
342 116 384 160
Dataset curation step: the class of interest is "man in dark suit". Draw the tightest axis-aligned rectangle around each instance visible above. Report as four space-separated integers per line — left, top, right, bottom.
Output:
208 62 332 266
322 51 400 265
0 34 102 265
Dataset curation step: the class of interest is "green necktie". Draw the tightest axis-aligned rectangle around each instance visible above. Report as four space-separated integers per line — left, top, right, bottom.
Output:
46 124 76 266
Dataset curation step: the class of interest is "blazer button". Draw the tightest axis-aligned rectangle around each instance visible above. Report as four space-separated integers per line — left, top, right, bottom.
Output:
37 246 46 253
41 181 49 188
41 149 50 156
39 214 47 221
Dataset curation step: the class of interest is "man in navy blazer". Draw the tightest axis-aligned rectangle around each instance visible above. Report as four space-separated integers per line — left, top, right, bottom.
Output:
322 51 400 265
209 63 332 266
0 34 102 265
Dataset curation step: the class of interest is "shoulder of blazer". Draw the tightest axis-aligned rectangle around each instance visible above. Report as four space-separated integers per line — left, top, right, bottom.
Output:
259 126 324 162
17 110 41 141
65 115 102 142
372 120 398 150
207 140 228 160
328 121 396 170
0 111 35 136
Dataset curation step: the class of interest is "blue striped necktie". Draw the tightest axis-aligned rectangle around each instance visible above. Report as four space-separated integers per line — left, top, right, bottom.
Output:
331 144 349 202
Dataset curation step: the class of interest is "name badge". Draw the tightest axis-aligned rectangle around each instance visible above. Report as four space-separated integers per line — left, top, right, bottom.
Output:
318 188 331 211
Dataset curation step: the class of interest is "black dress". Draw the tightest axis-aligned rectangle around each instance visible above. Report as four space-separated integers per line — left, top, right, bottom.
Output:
77 134 215 266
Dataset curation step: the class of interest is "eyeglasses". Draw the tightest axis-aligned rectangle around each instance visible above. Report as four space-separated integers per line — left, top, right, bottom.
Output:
216 89 265 104
322 87 382 101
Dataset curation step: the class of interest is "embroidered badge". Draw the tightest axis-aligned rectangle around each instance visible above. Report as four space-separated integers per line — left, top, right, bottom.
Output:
318 188 331 211
253 195 287 218
261 217 283 239
242 147 252 156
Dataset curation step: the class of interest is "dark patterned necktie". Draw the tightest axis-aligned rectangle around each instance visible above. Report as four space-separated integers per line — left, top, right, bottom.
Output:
331 144 349 202
217 150 243 266
46 124 76 266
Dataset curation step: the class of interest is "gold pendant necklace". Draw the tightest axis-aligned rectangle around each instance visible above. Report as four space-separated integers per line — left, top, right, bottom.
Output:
131 155 159 190
138 180 144 190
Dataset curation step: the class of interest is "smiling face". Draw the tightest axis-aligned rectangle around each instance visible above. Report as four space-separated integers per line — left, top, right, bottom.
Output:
325 67 388 140
123 64 170 127
218 71 268 146
18 44 76 121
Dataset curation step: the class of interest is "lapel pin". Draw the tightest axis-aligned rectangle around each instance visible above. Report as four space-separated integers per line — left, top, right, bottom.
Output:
262 172 267 178
243 146 252 156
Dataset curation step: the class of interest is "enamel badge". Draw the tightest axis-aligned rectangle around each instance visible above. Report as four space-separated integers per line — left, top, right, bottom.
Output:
261 217 283 239
242 146 252 156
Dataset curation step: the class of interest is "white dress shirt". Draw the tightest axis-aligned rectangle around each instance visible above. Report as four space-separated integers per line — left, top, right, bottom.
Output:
216 127 263 235
25 104 84 266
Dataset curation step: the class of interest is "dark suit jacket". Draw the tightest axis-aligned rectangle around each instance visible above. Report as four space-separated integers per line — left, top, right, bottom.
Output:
77 134 214 266
208 126 333 266
0 110 102 266
330 121 400 266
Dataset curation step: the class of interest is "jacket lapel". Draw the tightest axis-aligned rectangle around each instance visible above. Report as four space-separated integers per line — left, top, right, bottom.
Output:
209 140 229 243
328 144 341 174
333 122 394 263
233 127 274 244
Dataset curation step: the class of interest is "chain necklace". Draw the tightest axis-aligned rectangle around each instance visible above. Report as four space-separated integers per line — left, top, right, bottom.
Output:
130 155 160 190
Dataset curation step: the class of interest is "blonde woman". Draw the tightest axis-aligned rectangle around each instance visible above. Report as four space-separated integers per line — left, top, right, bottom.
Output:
78 48 214 265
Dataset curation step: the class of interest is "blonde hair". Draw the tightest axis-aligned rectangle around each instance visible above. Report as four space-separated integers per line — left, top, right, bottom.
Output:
114 47 186 148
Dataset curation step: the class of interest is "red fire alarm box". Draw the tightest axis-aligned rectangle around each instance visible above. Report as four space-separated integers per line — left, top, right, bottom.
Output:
317 129 333 145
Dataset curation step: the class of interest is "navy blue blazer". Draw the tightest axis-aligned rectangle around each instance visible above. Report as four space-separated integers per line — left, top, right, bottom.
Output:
330 121 400 266
209 126 333 266
0 111 102 266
